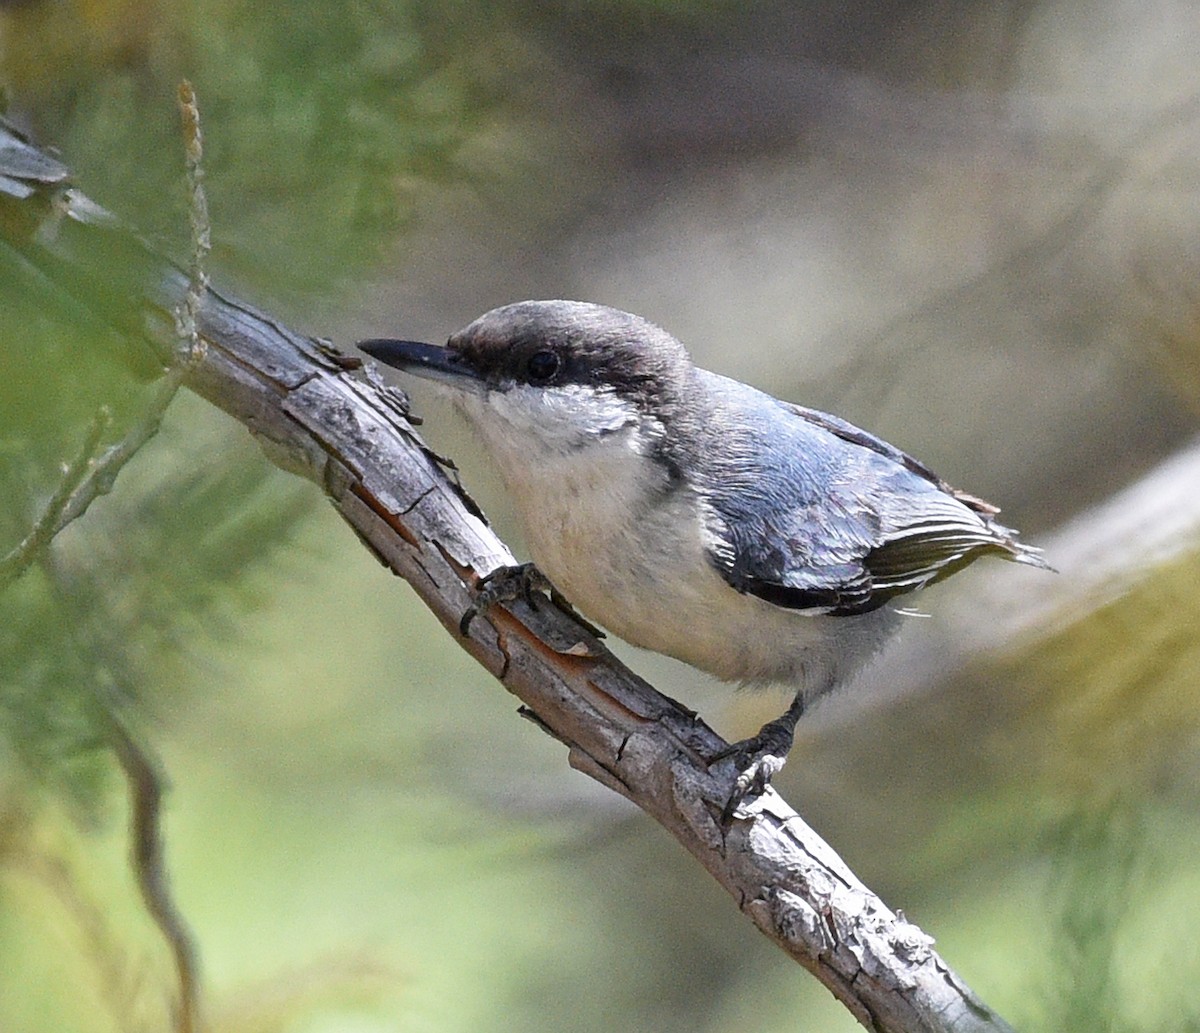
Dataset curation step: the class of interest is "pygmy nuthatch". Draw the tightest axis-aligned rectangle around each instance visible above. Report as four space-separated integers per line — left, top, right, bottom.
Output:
360 301 1046 819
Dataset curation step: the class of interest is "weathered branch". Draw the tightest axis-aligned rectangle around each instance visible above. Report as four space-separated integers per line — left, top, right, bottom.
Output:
0 116 1016 1033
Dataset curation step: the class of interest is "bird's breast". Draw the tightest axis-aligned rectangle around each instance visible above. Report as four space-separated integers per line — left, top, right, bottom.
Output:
465 409 896 693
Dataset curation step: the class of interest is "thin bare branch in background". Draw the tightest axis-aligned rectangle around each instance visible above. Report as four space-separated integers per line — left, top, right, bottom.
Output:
108 714 199 1033
90 82 217 1033
175 79 210 364
0 359 195 590
0 407 112 586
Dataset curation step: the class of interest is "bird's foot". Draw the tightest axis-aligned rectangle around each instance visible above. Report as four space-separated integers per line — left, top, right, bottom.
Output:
459 564 605 639
710 716 797 826
459 563 549 635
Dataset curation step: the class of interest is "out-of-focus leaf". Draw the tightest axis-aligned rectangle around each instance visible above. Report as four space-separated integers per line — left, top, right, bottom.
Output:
0 391 317 815
1 0 510 302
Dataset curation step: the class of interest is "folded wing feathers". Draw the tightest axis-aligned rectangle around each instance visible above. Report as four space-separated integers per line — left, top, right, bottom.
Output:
868 510 1049 597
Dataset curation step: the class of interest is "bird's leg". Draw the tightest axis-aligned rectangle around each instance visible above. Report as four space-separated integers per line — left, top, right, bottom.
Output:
711 692 806 825
459 564 605 639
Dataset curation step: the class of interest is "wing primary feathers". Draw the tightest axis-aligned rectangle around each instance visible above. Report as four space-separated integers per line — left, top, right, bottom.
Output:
701 404 1050 614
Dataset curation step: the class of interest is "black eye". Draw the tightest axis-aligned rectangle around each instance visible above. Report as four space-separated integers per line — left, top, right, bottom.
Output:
525 349 561 383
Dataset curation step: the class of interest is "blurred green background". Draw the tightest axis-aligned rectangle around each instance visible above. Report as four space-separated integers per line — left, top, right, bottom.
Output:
3 1 1200 1031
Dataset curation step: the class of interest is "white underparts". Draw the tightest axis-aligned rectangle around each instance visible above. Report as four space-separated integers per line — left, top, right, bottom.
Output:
455 382 896 700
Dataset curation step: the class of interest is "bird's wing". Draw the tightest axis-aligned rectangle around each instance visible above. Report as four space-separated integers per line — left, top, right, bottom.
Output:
701 399 1044 616
785 403 1004 515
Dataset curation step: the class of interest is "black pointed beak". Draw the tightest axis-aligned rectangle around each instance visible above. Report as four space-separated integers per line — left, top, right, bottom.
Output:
358 338 484 392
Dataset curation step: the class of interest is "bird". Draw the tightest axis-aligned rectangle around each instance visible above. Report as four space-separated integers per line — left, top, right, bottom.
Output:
360 300 1047 821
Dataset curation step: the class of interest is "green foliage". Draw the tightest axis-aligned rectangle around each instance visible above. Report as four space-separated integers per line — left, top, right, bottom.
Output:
0 390 316 815
2 178 318 813
2 0 507 303
1042 802 1145 1033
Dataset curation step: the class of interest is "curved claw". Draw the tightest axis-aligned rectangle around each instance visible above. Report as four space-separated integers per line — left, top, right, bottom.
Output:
710 713 799 826
720 751 788 826
458 604 482 637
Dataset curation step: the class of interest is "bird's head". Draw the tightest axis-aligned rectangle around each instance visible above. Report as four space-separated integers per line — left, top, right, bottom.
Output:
360 300 697 456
